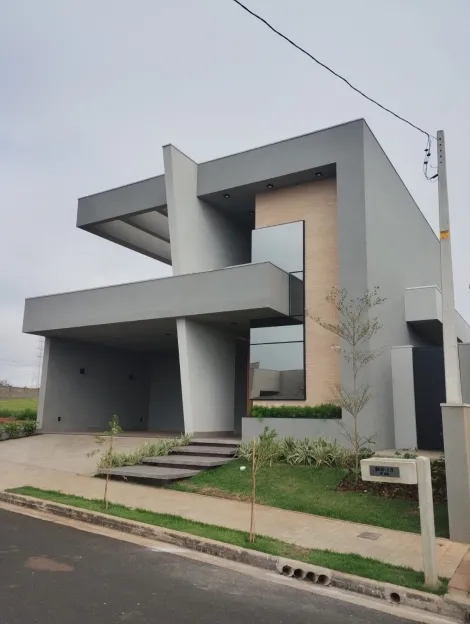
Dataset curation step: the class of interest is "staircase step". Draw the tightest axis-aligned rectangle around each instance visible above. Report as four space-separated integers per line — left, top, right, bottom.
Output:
99 465 200 485
142 455 233 470
170 445 237 457
190 438 240 448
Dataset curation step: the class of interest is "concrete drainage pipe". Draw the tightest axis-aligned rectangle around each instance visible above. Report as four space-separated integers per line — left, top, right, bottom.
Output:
277 559 332 586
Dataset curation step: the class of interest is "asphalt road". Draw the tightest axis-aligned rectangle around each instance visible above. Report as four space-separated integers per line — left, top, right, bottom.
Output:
0 508 413 624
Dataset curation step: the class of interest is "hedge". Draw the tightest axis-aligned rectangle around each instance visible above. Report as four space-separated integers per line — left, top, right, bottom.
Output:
250 404 341 420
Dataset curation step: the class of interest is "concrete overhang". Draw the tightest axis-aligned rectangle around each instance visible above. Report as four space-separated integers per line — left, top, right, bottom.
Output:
23 263 292 350
75 120 363 256
405 286 470 344
77 175 171 265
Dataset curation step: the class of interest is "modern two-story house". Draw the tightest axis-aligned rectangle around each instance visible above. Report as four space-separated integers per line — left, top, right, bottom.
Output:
23 119 470 450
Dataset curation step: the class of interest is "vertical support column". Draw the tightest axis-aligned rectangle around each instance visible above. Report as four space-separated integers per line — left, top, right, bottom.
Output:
36 337 50 430
163 144 250 277
177 319 236 435
391 346 417 449
442 404 470 543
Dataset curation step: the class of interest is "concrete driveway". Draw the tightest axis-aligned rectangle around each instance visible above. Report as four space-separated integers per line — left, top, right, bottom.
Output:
0 433 160 490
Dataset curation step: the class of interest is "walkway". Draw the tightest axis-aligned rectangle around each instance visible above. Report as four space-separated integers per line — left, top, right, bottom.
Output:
0 435 467 579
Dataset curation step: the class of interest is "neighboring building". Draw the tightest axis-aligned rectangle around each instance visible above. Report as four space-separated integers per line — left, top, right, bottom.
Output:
23 119 470 449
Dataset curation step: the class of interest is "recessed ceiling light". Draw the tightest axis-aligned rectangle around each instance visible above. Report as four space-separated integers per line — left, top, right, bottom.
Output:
223 193 230 199
266 183 274 189
315 172 323 178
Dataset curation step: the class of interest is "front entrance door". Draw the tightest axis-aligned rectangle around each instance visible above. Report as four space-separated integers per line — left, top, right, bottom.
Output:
412 347 445 451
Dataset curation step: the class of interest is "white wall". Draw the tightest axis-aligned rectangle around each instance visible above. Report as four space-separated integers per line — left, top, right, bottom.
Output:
148 351 184 433
163 144 250 276
177 319 236 434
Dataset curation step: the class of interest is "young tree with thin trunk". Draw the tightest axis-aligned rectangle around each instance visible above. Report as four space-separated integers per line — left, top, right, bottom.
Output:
313 287 385 482
246 426 279 543
88 415 122 509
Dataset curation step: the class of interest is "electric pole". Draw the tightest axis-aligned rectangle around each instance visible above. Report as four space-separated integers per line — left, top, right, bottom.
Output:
437 130 462 403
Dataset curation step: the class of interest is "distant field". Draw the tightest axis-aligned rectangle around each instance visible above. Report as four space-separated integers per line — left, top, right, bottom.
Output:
0 397 38 413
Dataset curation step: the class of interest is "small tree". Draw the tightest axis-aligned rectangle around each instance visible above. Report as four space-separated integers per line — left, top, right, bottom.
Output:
88 415 122 509
247 426 279 543
313 287 385 482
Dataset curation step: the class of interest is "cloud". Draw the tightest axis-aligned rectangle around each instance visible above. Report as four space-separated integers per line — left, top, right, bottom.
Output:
1 0 469 384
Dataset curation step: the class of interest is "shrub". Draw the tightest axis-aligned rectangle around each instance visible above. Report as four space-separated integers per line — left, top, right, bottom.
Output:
283 437 352 467
96 433 192 469
251 404 341 420
3 421 22 438
13 409 37 422
22 420 37 436
237 426 281 466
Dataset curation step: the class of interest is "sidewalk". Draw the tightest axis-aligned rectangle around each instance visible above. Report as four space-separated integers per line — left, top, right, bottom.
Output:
1 435 467 578
1 448 468 579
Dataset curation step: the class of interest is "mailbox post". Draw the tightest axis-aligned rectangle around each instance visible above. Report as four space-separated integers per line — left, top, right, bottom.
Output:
360 456 438 589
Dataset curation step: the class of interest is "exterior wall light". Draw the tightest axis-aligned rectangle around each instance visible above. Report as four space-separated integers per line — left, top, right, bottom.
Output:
315 172 323 178
223 193 230 198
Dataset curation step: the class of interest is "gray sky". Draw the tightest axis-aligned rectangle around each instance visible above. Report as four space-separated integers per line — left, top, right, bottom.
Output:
1 0 469 385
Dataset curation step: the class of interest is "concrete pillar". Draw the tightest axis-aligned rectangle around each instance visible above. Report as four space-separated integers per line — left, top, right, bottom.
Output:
442 403 470 543
177 319 236 435
391 346 417 450
163 144 250 276
36 337 50 430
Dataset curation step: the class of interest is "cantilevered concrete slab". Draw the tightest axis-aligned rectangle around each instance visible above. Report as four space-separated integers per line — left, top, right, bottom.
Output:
405 286 470 344
23 262 291 337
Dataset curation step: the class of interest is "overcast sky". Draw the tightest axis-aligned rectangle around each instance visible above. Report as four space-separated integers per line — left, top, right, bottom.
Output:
1 0 469 385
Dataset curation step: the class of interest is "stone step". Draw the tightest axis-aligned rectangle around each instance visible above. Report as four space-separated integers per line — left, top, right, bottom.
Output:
170 444 238 457
99 465 200 485
142 455 234 470
190 438 240 448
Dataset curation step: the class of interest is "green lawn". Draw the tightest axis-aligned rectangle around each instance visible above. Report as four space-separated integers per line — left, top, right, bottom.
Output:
0 397 38 414
8 486 448 595
170 460 449 538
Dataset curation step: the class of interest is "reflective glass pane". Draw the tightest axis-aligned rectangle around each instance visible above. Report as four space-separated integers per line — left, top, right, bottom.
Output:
251 221 304 273
289 273 304 318
251 325 303 344
250 342 305 400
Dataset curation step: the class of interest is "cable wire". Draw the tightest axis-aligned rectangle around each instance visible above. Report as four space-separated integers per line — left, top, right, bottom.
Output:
231 0 436 179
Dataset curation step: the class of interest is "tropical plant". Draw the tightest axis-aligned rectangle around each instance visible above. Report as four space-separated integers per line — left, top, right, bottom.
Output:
95 433 192 470
313 286 385 482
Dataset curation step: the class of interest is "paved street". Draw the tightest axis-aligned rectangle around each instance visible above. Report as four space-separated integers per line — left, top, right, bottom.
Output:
0 509 415 624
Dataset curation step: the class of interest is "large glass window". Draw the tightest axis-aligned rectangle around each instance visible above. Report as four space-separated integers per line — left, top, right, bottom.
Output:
250 221 305 401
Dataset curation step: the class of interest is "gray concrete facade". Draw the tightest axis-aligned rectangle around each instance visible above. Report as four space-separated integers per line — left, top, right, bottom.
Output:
25 119 470 446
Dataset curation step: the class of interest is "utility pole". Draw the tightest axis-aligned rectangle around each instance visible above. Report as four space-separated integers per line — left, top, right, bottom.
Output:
438 130 470 543
437 130 462 403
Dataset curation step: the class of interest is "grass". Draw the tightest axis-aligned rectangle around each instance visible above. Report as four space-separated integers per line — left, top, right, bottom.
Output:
8 486 448 595
0 397 38 415
170 460 449 538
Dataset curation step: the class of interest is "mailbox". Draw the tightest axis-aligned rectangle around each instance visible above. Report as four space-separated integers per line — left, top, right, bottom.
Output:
360 457 417 484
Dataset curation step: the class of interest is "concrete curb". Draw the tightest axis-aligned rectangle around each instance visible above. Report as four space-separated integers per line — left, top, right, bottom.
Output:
1 491 468 622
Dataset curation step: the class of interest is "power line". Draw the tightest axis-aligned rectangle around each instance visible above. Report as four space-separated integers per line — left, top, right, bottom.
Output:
231 0 435 177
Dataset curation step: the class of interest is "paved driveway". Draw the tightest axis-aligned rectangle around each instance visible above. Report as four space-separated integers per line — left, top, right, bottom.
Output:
0 433 160 489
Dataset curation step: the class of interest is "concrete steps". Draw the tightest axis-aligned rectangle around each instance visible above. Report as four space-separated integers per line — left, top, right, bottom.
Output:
100 439 240 485
99 465 200 485
142 455 233 470
170 444 237 458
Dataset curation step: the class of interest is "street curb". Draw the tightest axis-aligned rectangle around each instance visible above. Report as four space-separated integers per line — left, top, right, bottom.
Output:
1 491 467 622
